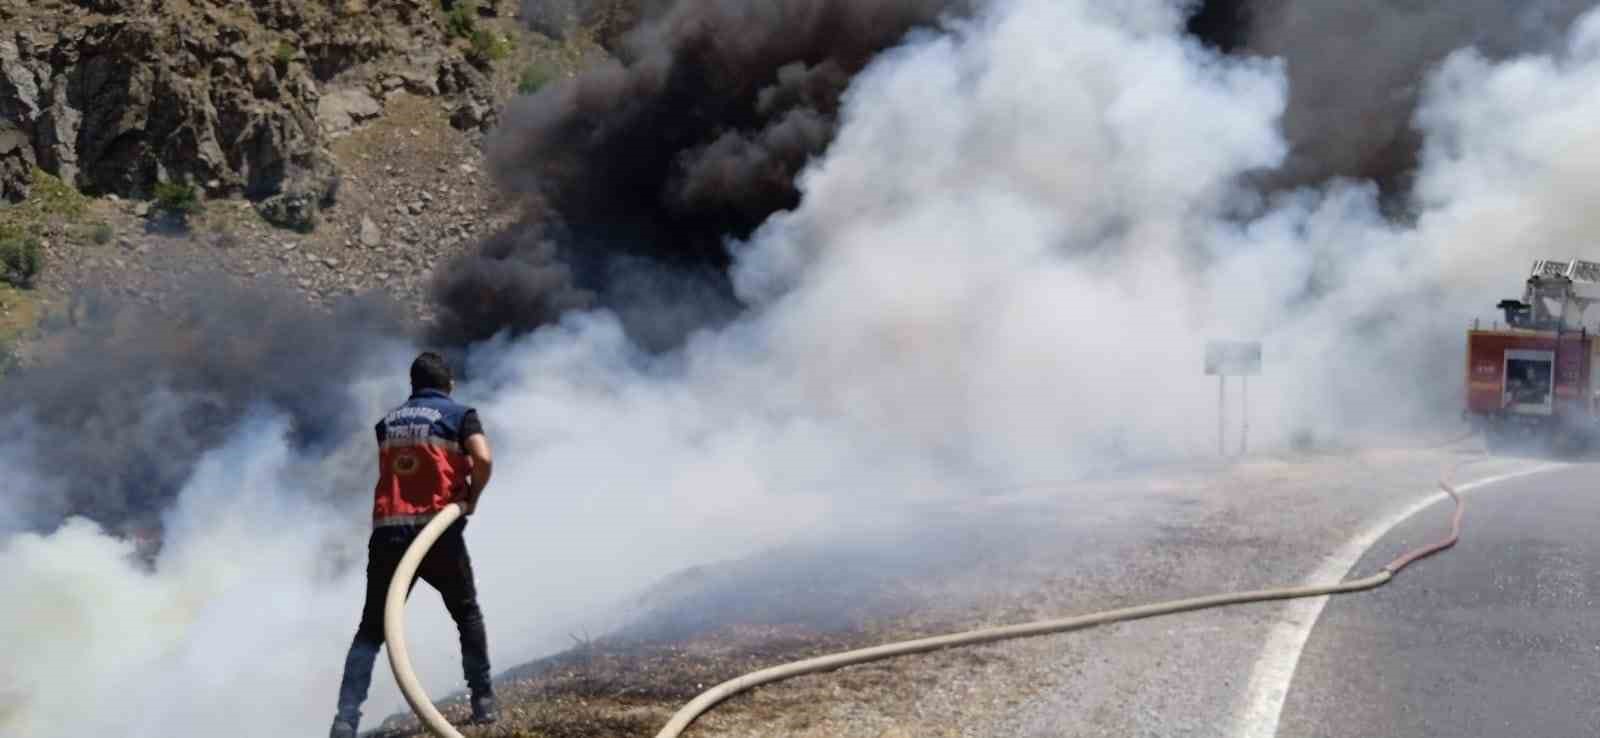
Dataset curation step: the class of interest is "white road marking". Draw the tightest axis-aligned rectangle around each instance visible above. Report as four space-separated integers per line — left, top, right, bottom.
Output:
1230 462 1569 738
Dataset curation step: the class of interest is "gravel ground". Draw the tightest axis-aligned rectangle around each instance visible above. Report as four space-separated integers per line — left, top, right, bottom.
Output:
376 444 1550 738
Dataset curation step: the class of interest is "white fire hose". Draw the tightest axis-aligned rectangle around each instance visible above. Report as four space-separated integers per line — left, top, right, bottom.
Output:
383 502 468 738
387 456 1476 738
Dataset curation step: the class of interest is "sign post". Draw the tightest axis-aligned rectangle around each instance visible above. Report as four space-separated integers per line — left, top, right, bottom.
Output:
1218 375 1226 456
1205 340 1262 458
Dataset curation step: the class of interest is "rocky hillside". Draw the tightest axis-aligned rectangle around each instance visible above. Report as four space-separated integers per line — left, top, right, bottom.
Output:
0 0 608 365
0 0 501 210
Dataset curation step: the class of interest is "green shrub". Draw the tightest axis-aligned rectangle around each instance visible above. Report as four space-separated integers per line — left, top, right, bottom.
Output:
518 62 556 94
24 167 88 219
275 41 297 65
469 28 511 64
446 0 477 38
152 181 203 221
0 235 42 288
91 222 114 245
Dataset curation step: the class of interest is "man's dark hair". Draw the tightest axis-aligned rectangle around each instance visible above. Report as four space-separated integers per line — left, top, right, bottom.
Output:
410 352 453 393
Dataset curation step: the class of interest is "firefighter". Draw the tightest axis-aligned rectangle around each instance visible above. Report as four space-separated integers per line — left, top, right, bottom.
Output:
329 352 497 738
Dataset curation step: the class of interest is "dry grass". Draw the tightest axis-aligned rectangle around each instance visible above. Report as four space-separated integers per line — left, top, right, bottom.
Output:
0 168 92 363
0 282 41 340
0 168 91 236
0 281 41 372
367 602 1029 738
369 622 876 737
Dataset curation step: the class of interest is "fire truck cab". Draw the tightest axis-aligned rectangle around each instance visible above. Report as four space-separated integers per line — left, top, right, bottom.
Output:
1466 259 1600 452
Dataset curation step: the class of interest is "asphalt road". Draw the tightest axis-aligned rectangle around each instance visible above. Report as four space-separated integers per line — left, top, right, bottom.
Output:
372 450 1575 738
1277 464 1600 737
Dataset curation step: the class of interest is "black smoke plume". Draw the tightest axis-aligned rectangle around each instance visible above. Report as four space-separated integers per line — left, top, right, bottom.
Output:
431 0 965 347
1192 0 1592 197
0 280 408 534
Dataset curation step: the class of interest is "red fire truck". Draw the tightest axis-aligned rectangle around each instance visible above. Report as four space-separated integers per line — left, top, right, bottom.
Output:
1466 259 1600 452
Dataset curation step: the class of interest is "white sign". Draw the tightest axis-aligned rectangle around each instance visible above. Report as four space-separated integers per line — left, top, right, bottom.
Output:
1205 340 1262 376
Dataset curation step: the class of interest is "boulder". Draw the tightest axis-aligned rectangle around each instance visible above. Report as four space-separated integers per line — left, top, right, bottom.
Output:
317 87 383 137
449 97 496 132
0 38 44 123
437 56 490 97
358 215 382 247
257 191 320 233
399 67 440 96
0 123 33 202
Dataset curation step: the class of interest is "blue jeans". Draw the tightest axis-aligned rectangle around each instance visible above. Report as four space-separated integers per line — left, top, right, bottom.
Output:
334 519 492 726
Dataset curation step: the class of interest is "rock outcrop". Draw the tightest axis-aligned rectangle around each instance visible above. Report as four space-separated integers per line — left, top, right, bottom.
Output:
0 0 493 208
318 87 383 137
0 120 31 201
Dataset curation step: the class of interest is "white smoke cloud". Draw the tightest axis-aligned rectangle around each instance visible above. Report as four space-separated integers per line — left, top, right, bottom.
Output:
731 0 1291 471
1414 11 1600 285
6 1 1600 736
0 415 359 737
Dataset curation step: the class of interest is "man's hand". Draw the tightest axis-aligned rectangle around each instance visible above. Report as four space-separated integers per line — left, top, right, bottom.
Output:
463 433 493 515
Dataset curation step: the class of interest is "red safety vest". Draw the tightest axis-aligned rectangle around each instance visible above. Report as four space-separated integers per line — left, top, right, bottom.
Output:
371 390 476 527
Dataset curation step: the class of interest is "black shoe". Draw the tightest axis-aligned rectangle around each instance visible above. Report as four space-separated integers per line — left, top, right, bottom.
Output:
470 692 499 725
329 718 358 738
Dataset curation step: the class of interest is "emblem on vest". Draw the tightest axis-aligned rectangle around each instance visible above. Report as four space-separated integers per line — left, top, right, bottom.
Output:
392 452 421 476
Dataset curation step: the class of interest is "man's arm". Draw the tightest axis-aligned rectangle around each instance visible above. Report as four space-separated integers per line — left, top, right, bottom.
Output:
463 434 492 514
460 410 492 514
374 420 387 485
